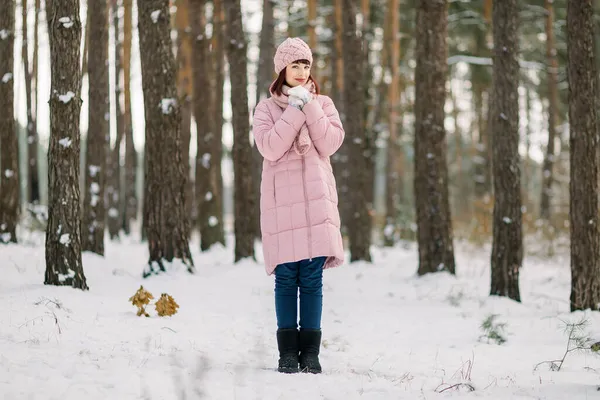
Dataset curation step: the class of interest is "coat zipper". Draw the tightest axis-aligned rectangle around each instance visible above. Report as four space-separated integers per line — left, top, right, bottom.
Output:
301 156 313 259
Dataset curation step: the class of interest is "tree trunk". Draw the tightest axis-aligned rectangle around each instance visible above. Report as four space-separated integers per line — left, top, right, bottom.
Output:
22 0 40 205
137 0 194 275
122 0 137 234
342 0 371 262
0 0 19 244
175 0 194 228
255 0 274 106
82 0 109 255
307 0 317 79
523 86 531 199
489 0 522 301
567 0 600 312
209 0 226 246
383 0 401 247
191 0 224 250
539 0 559 221
223 0 256 261
331 0 348 236
106 0 122 240
44 0 87 289
253 0 275 240
413 0 455 275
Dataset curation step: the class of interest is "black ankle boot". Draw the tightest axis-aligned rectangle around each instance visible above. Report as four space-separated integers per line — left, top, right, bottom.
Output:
299 329 322 374
277 329 299 373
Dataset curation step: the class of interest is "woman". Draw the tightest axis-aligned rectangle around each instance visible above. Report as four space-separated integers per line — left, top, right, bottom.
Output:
252 37 345 374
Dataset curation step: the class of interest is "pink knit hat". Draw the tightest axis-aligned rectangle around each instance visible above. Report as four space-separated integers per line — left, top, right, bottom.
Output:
273 37 313 75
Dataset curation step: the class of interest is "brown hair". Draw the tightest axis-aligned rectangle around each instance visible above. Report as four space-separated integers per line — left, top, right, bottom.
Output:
270 59 321 96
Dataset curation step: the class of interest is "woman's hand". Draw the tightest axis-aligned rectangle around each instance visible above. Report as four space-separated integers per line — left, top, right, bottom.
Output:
288 95 305 109
288 85 313 105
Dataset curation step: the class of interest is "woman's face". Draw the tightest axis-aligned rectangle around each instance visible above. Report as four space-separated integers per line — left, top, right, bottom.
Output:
285 62 311 87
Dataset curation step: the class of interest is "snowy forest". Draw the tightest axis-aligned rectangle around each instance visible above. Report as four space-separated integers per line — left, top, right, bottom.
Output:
2 0 600 398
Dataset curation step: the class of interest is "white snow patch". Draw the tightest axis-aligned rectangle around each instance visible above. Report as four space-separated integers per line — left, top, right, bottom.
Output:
58 91 75 103
90 183 100 194
503 217 512 224
4 169 14 178
88 165 100 177
0 238 597 399
90 194 99 207
58 17 74 28
108 208 119 218
151 10 161 23
208 216 218 227
2 73 12 83
160 98 177 114
59 233 71 246
58 269 75 282
58 137 72 148
0 30 9 40
201 153 211 169
204 192 213 201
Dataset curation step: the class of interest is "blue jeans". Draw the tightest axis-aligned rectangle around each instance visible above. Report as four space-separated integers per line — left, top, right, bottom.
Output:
274 257 326 330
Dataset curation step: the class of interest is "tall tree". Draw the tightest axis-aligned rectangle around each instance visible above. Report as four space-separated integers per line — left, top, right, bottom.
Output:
383 0 402 247
539 0 559 221
82 0 109 254
342 0 371 262
208 0 226 246
22 0 41 205
0 0 19 244
44 0 88 289
138 0 194 275
413 0 455 275
106 0 123 240
191 0 224 250
29 0 41 204
122 0 137 234
489 0 522 301
567 0 600 311
255 0 274 106
175 0 194 226
253 0 275 239
223 0 256 261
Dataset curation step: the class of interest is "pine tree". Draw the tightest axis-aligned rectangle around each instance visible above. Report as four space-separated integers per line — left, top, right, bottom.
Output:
567 0 600 311
44 0 88 290
413 0 455 275
489 0 522 301
223 0 256 261
0 0 19 244
82 0 109 254
342 0 372 262
137 0 194 275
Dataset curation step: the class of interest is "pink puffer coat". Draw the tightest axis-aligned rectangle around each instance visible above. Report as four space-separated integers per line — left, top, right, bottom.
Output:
252 94 345 275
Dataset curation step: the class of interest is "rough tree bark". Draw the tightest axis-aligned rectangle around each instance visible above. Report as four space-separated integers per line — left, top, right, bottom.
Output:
567 0 600 312
539 0 560 221
106 0 123 240
122 0 137 234
44 0 88 289
191 0 224 250
137 0 194 275
489 0 522 301
0 0 19 244
175 0 194 227
342 0 371 262
413 0 455 275
82 0 109 254
223 0 256 261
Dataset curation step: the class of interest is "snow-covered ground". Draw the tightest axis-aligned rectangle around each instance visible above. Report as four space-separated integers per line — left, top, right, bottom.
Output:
1 230 599 399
